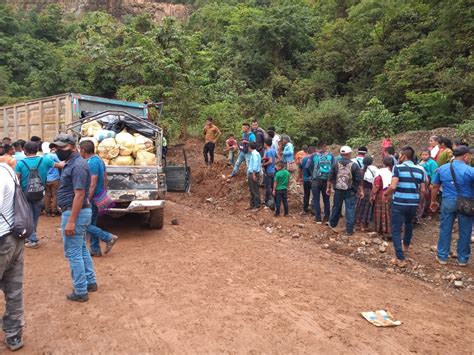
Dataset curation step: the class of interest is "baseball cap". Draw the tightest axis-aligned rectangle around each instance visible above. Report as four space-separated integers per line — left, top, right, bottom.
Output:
453 146 470 157
49 133 76 148
340 146 352 154
41 142 51 154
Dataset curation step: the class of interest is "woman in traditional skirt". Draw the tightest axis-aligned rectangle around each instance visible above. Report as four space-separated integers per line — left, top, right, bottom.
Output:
371 157 394 237
355 156 378 231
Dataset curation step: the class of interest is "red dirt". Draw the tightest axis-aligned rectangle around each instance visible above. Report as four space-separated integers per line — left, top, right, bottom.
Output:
0 138 472 353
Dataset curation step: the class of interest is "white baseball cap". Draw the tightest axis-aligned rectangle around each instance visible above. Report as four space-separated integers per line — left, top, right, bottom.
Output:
41 142 51 154
340 146 352 154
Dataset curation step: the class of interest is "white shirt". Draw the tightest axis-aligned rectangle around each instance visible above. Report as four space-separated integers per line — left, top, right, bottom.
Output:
364 165 379 184
0 163 15 236
272 134 280 152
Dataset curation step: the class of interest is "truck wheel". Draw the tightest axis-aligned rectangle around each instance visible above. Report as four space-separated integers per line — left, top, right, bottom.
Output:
148 209 164 230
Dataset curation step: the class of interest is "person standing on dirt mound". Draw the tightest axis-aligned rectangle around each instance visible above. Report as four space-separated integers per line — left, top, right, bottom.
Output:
246 142 262 211
79 140 119 257
251 119 267 157
0 163 26 351
230 123 256 177
327 146 362 236
384 146 426 267
430 146 474 267
203 117 221 166
52 134 98 303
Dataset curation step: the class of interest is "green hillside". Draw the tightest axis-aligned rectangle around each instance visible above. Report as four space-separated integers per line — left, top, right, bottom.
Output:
0 0 472 144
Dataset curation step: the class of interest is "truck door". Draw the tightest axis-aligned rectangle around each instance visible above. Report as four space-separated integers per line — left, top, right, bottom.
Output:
165 148 191 193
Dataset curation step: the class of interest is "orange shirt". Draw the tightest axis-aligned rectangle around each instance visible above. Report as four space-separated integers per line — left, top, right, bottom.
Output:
203 124 221 143
0 155 16 169
295 150 307 166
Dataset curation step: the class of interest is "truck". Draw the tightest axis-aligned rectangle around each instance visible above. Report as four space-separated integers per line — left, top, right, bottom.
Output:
0 94 190 230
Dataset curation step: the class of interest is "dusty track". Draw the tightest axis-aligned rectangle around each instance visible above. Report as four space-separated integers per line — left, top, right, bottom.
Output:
1 200 472 353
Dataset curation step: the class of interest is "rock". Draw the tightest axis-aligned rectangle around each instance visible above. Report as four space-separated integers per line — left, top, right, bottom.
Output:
386 267 395 274
430 245 437 253
322 244 330 249
367 232 378 238
265 227 273 234
379 245 387 253
383 241 389 247
296 223 305 229
259 220 266 226
292 233 300 239
446 273 457 281
205 198 215 203
454 280 464 288
373 238 383 245
171 219 179 225
329 237 336 242
422 243 430 248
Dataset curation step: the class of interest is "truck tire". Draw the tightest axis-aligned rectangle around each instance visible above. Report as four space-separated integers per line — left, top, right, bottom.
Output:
148 209 164 230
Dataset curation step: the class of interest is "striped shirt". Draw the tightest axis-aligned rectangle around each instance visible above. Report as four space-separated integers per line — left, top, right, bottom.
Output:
393 160 426 206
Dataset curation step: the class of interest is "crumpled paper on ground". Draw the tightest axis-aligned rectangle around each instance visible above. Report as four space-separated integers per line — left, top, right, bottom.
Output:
361 310 401 327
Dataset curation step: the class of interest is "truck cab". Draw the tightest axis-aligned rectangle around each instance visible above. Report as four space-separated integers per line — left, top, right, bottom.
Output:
67 110 190 229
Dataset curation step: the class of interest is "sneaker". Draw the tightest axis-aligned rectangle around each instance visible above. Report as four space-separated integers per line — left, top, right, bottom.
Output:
274 213 280 217
436 255 447 265
25 241 39 249
66 292 89 302
344 232 354 237
457 260 468 267
104 235 119 255
315 217 322 225
322 217 329 225
90 251 102 257
87 283 98 292
5 335 23 351
329 226 339 234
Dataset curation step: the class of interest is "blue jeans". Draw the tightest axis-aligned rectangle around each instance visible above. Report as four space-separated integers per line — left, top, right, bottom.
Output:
391 204 417 260
61 208 96 295
329 190 356 233
88 203 112 254
437 198 473 263
312 180 330 220
231 152 251 176
275 189 289 215
228 150 236 165
28 200 43 243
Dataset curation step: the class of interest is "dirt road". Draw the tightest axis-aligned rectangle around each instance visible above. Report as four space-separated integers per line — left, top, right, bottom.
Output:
1 199 472 353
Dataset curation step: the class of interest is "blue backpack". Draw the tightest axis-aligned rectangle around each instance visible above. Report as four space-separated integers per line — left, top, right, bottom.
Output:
312 153 333 180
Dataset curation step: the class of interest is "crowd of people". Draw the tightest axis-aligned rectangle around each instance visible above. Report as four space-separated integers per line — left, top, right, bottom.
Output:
0 134 118 351
204 121 474 268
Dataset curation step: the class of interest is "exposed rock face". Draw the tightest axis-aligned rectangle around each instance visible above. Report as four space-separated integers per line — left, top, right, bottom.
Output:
4 0 189 21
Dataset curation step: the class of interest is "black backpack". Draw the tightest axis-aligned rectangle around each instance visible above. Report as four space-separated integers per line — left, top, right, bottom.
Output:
0 165 34 239
21 158 45 202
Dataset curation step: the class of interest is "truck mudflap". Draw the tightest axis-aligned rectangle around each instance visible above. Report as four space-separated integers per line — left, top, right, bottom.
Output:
107 200 165 213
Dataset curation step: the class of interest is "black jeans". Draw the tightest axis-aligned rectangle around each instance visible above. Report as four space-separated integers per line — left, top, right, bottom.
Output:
275 189 289 215
203 142 215 164
312 179 330 220
248 174 261 208
303 180 312 212
264 173 274 203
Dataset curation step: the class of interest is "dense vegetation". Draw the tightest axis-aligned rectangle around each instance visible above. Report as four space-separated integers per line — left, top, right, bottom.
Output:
0 1 472 144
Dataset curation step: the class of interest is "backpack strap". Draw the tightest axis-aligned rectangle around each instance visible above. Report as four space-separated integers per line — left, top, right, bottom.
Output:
407 166 420 190
449 162 461 194
19 157 43 172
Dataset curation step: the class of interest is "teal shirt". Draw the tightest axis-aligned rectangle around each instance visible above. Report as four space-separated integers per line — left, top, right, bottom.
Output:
15 156 55 191
420 158 438 182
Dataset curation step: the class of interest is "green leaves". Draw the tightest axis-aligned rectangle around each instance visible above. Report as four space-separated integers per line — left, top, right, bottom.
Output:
0 0 472 144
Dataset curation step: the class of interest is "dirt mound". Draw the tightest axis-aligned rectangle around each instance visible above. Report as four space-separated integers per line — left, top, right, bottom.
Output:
367 127 474 164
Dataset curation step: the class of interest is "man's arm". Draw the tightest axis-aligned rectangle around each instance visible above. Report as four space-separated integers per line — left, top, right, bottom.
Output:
215 127 222 142
89 175 98 200
64 189 85 236
384 177 399 198
430 183 441 212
